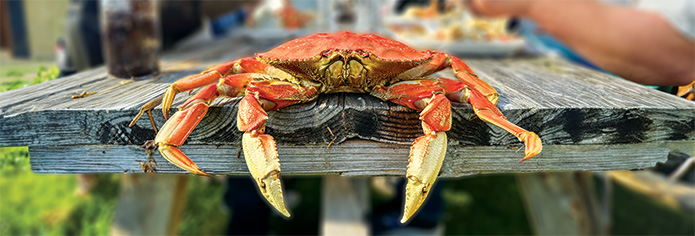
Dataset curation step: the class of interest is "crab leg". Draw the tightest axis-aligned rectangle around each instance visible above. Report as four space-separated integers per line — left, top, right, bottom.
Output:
155 85 217 176
372 80 452 223
152 73 254 176
438 77 542 162
391 52 540 159
396 52 500 105
372 75 541 223
447 56 499 105
130 57 276 126
161 57 281 119
236 81 318 217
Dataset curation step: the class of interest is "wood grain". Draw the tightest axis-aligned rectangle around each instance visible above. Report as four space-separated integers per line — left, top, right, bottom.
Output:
28 141 670 176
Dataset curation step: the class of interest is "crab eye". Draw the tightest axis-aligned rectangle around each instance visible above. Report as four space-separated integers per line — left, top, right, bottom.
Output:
356 50 369 58
321 50 332 58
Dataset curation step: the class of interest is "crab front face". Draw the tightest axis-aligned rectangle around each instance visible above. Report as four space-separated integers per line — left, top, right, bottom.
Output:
131 31 542 223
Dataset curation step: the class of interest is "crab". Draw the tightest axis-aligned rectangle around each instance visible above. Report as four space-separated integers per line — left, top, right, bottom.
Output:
130 32 542 223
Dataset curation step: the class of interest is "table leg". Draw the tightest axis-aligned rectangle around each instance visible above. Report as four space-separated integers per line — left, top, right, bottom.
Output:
111 174 188 235
320 176 370 236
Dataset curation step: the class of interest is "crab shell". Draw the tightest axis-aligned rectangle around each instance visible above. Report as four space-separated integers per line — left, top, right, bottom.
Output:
257 32 432 93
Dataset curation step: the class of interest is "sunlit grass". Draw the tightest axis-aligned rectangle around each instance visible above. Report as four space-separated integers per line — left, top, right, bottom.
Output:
0 64 60 92
0 146 121 235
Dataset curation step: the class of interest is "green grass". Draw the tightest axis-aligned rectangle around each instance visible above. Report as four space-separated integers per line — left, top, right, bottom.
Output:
179 176 230 235
442 175 532 235
0 147 122 235
0 65 60 92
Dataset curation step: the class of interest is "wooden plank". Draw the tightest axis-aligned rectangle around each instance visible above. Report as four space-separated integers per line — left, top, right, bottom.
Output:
28 141 673 176
2 80 694 148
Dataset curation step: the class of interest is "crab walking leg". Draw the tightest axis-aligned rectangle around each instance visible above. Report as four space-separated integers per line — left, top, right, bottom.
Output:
236 81 319 217
466 88 542 161
394 52 499 105
156 104 211 176
160 57 279 119
439 77 543 161
394 51 449 80
154 86 217 176
130 57 278 125
153 74 256 176
447 55 500 105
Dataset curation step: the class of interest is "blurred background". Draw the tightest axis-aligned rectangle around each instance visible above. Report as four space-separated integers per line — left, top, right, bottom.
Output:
1 0 693 235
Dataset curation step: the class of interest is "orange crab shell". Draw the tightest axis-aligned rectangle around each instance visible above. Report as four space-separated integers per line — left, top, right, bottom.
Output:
257 32 431 61
256 32 435 84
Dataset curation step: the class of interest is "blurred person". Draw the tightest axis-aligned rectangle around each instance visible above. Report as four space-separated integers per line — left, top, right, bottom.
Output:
468 0 695 198
467 0 694 87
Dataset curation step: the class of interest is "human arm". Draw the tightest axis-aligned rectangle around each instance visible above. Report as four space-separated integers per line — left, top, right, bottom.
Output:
468 0 695 86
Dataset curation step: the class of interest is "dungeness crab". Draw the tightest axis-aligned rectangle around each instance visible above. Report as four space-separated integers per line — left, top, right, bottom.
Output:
130 32 542 223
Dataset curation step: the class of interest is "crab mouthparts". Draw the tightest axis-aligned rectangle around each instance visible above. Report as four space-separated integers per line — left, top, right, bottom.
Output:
323 58 368 91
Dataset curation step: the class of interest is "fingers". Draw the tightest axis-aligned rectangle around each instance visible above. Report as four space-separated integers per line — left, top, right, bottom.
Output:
467 0 535 17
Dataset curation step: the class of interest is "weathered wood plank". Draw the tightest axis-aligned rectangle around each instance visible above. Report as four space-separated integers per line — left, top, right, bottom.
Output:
1 91 693 149
2 84 694 146
28 141 672 176
1 55 693 149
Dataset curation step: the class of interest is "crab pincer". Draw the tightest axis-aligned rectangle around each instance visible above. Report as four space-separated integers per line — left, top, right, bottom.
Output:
237 92 288 216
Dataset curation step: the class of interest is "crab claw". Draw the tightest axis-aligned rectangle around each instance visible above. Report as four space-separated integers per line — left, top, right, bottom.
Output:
401 131 447 223
242 132 290 217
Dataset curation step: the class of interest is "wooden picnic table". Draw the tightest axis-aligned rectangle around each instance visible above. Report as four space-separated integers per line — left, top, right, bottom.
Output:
2 34 694 235
1 35 694 176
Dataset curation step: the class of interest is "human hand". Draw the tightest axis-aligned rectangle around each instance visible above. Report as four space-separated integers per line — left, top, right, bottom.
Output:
466 0 537 17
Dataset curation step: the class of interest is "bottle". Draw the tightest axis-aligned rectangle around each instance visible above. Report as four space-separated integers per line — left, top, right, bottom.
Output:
101 0 160 78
